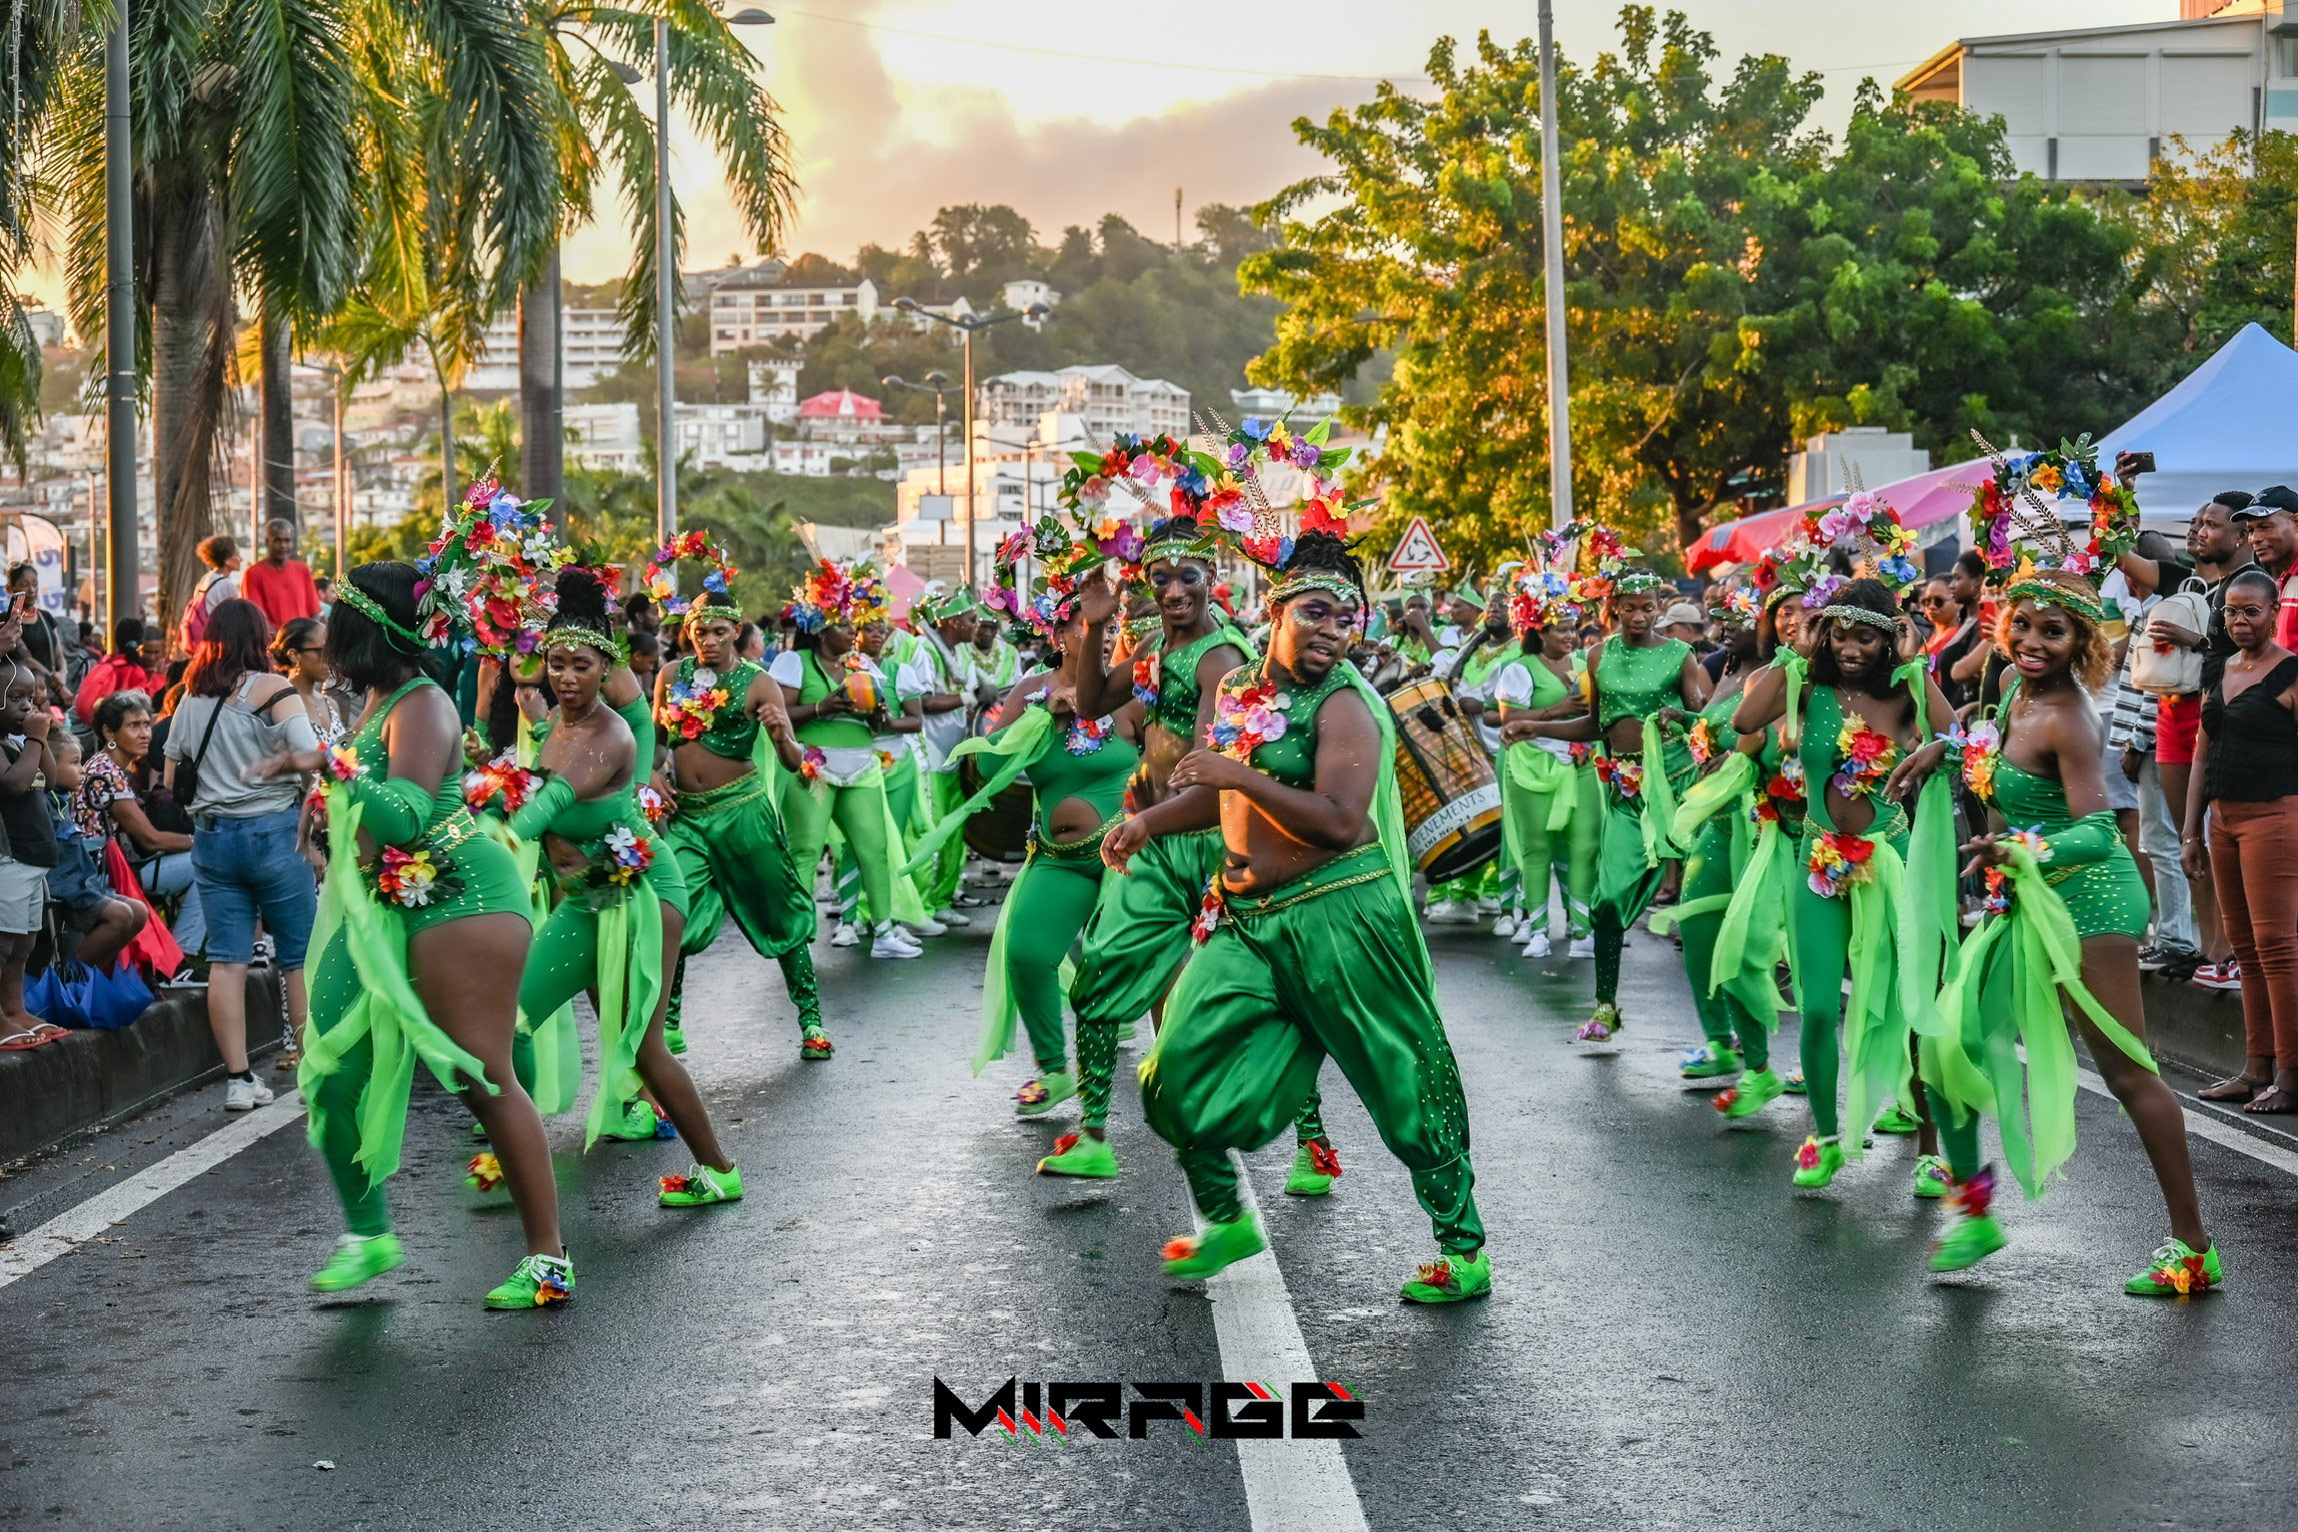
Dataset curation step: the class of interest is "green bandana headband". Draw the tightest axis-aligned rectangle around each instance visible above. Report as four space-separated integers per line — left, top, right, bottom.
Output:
1140 531 1218 567
1818 603 1897 632
1612 569 1668 598
2004 573 2106 625
689 591 742 619
541 623 629 665
1270 570 1361 604
336 583 428 653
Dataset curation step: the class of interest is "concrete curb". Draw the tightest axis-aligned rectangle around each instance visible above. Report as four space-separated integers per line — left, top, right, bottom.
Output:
0 969 285 1165
2140 971 2246 1080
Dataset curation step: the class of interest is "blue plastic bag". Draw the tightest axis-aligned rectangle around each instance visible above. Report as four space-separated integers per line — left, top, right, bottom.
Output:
84 961 155 1029
27 960 94 1030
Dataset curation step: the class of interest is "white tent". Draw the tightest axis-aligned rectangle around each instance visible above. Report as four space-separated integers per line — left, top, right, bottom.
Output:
2099 322 2298 526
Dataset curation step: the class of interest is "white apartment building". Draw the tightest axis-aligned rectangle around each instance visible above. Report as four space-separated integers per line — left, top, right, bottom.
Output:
22 309 65 349
564 402 645 473
747 356 802 426
673 403 770 468
1900 1 2298 183
709 274 878 354
1229 387 1343 431
463 307 631 392
976 364 1190 441
1000 279 1059 328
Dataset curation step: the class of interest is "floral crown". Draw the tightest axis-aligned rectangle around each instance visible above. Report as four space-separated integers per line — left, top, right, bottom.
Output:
644 530 742 619
1554 519 1660 604
983 516 1112 642
1706 583 1761 628
1964 429 2137 598
415 467 570 655
532 564 628 663
1801 481 1920 595
785 557 885 633
1752 538 1823 612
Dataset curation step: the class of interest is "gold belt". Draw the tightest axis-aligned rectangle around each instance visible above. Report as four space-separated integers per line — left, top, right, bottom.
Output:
1222 843 1391 919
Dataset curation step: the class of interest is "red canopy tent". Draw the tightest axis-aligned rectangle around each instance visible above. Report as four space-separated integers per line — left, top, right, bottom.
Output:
1684 461 1978 572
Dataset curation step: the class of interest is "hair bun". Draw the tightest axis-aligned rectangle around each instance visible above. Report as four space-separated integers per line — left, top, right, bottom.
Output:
554 566 613 627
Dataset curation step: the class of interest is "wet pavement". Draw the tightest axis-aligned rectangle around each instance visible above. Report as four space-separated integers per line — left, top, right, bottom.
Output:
4 889 2294 1531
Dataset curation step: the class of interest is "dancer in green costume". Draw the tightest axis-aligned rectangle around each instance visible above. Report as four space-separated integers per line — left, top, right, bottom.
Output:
771 559 927 962
825 614 936 944
651 547 829 1059
1493 570 1598 960
1426 583 1514 925
1136 520 1489 1303
1068 514 1339 1190
500 572 745 1207
905 588 984 923
277 560 571 1309
1928 562 2216 1291
1729 578 1963 1194
902 564 1145 1152
1513 563 1710 1042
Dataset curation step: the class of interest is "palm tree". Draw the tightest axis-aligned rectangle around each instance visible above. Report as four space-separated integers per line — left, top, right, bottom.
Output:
0 1 73 468
517 3 796 514
34 0 565 620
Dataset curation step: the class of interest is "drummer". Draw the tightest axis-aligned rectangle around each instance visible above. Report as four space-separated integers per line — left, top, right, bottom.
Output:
1505 554 1711 1043
1426 579 1517 929
1065 514 1341 1194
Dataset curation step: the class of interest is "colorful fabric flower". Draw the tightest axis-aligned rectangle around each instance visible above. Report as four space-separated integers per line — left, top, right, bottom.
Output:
1595 753 1644 801
1066 716 1113 756
374 845 456 909
656 666 734 742
1829 719 1899 800
1190 879 1226 945
799 746 826 782
1131 650 1161 710
1209 675 1289 762
1941 720 2000 801
1806 830 1877 899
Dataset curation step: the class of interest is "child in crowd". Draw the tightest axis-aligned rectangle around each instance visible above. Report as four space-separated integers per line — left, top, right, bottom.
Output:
45 731 150 972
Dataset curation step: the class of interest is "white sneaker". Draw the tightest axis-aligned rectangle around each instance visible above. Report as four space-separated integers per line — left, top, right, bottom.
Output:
224 1074 274 1112
1567 935 1595 959
933 907 972 928
903 915 949 938
1522 930 1552 959
1476 896 1501 915
1425 898 1470 925
830 922 860 949
1493 912 1519 939
871 925 923 960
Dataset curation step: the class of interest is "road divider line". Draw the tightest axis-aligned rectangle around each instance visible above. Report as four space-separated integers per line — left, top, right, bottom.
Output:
1201 1164 1371 1532
2076 1068 2298 1178
0 1092 306 1292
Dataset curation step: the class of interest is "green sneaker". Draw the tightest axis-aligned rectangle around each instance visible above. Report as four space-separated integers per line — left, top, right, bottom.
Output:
1928 1167 2006 1273
1575 1002 1620 1043
600 1100 660 1142
800 1024 834 1061
1400 1248 1492 1304
310 1233 404 1293
1791 1134 1844 1188
1912 1154 1951 1199
484 1252 576 1309
1781 1070 1807 1096
1282 1138 1343 1196
1036 1131 1119 1178
1679 1044 1740 1080
1872 1102 1921 1136
659 1162 744 1207
1161 1213 1266 1279
1014 1071 1076 1118
2125 1237 2223 1298
664 1022 687 1056
1717 1068 1784 1120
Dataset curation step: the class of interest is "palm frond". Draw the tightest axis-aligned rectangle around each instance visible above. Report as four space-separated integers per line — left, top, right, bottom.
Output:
223 0 361 318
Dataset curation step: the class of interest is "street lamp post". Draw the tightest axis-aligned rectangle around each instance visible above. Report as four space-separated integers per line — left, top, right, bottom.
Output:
1537 0 1574 532
103 3 136 628
890 299 1050 590
881 371 952 495
640 7 775 545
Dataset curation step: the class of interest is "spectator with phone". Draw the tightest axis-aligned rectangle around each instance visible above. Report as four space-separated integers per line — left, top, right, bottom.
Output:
7 565 73 709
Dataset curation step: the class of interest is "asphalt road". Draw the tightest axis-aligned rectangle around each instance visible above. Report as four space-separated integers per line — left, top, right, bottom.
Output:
5 883 2296 1531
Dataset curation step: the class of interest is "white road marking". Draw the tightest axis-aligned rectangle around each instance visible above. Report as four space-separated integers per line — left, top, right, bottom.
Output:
0 1092 306 1291
1200 1164 1371 1532
2076 1068 2298 1178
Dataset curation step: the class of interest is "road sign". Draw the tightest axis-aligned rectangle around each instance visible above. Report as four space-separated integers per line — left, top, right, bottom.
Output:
1386 516 1451 573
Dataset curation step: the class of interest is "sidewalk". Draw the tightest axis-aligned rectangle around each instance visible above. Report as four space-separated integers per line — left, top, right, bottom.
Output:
2139 971 2243 1080
0 970 285 1166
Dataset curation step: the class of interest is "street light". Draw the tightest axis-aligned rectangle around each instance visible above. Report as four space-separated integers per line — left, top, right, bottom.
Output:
890 298 1051 590
634 6 774 545
881 371 953 496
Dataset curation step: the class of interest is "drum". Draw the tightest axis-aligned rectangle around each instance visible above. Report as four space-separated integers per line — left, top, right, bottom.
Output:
958 709 1033 863
1386 677 1502 882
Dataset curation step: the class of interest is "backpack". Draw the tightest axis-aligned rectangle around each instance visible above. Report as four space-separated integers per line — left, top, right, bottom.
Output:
2130 577 2209 696
179 570 223 649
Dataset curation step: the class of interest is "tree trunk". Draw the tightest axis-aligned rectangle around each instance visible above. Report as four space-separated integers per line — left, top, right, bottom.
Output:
438 364 455 512
259 305 297 535
148 180 229 641
519 246 564 524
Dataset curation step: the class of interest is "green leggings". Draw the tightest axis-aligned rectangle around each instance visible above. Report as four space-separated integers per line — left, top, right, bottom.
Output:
1679 819 1765 1068
840 755 930 924
1006 854 1105 1075
918 770 969 912
665 775 820 1035
306 929 390 1237
1506 762 1598 939
1790 853 1979 1173
1593 791 1664 1004
783 772 894 930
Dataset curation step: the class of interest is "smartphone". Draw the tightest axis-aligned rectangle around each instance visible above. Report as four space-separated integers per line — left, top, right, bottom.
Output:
2117 450 2156 477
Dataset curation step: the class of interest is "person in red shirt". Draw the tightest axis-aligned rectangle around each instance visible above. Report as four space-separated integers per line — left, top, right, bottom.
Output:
2236 488 2298 652
239 518 320 629
75 616 164 726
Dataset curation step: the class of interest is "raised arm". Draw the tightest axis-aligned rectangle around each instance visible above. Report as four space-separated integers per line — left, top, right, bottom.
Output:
1066 573 1135 719
1731 661 1789 737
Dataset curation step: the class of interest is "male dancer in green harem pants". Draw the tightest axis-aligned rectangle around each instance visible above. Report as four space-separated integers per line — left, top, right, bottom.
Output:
1117 528 1488 1304
906 589 984 921
1061 515 1335 1190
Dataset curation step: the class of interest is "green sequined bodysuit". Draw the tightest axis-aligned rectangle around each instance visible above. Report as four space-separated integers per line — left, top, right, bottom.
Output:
1151 623 1253 744
1797 685 1910 848
1988 681 2150 940
664 656 765 761
343 678 533 937
1226 659 1352 791
1595 636 1692 733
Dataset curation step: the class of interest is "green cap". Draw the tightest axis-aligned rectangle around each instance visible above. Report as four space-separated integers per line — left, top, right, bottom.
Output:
1452 580 1487 611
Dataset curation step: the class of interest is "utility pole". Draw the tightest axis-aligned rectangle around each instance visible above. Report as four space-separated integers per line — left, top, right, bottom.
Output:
1175 187 1183 250
1537 0 1574 532
655 15 678 543
103 4 137 627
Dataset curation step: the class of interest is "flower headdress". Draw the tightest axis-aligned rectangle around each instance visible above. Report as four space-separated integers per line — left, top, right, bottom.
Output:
1752 537 1823 614
1554 519 1662 604
415 467 570 654
1800 474 1921 595
644 530 741 620
1963 429 2134 624
784 557 885 633
533 565 629 665
984 515 1112 642
1706 583 1761 628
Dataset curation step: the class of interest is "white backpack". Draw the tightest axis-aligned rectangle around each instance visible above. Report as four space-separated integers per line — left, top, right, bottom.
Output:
2130 577 2208 695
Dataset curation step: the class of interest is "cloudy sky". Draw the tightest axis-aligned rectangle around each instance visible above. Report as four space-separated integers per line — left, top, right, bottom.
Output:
562 0 2178 282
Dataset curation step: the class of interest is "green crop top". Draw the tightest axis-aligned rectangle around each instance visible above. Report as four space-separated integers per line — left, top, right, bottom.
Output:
1594 636 1691 732
789 650 877 750
1022 704 1141 830
662 656 764 761
1151 623 1253 743
1219 659 1354 791
1797 684 1910 844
